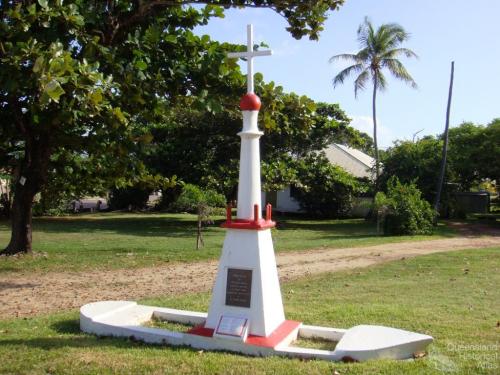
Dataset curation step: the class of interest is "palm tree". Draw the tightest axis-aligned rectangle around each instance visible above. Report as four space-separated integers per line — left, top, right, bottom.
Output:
330 17 418 189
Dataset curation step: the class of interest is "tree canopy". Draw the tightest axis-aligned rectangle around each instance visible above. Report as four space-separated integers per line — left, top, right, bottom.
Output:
447 119 500 189
0 0 347 254
380 119 500 213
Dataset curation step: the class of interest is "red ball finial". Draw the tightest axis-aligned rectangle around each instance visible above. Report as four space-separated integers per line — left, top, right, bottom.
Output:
240 93 261 111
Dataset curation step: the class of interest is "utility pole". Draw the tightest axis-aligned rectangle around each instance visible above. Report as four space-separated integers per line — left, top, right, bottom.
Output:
434 61 455 220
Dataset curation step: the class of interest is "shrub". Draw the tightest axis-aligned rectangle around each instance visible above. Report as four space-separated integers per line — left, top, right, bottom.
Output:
32 190 76 216
169 184 226 213
169 184 226 250
292 153 364 218
375 177 435 235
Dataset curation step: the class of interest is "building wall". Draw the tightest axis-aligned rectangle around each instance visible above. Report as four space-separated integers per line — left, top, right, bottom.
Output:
276 187 302 213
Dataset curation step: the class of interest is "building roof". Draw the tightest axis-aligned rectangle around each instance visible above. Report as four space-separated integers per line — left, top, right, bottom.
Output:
323 144 375 179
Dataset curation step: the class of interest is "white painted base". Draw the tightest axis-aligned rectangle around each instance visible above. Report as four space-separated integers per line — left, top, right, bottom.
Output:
80 301 433 362
205 229 285 337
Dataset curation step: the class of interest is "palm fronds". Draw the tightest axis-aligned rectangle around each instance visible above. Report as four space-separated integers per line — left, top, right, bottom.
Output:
332 63 364 88
329 17 417 96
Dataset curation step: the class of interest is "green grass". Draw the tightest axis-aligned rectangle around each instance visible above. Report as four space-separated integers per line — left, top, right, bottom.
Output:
0 248 498 374
0 212 458 273
144 317 194 333
291 337 337 351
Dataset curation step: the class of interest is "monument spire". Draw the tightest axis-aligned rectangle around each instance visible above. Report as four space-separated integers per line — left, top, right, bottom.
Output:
225 24 273 221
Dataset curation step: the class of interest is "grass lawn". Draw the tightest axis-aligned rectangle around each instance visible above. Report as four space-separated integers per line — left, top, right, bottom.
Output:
0 248 498 374
0 212 458 273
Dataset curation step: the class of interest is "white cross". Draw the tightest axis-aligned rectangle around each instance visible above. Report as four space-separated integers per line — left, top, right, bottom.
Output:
227 24 272 94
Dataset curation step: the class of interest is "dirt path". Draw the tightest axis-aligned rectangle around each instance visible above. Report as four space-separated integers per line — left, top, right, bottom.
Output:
1 226 499 320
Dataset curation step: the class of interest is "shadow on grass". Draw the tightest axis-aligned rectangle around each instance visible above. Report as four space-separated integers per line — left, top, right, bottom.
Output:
2 214 461 241
317 226 460 241
30 215 379 238
51 318 81 334
28 216 218 238
275 218 459 240
0 318 189 352
0 335 173 351
274 218 375 233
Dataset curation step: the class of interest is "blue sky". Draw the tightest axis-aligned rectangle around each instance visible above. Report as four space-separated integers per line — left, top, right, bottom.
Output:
195 0 500 148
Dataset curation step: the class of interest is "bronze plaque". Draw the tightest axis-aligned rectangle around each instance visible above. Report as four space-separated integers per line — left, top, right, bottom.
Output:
225 268 252 308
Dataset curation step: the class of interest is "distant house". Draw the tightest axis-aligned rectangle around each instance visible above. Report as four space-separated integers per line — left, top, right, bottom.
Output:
0 176 10 198
70 197 109 212
72 191 162 212
263 144 375 215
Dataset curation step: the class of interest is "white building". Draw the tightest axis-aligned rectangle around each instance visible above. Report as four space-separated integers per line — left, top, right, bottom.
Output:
0 177 10 197
264 144 375 215
324 144 375 179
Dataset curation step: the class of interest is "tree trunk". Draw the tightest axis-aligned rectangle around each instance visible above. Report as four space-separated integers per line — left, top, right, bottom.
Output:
2 132 51 255
434 61 455 219
372 75 380 191
2 183 36 254
196 209 204 250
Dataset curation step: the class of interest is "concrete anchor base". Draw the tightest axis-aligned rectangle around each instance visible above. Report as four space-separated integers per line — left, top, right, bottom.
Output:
80 301 433 362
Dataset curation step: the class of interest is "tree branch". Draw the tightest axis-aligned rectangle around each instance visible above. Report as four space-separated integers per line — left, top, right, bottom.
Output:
105 1 281 45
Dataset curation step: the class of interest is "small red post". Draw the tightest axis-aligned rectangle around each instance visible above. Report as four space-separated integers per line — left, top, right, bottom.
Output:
266 203 272 221
226 204 232 223
253 204 259 223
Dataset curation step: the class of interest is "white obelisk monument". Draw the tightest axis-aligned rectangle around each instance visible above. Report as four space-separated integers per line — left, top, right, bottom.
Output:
204 25 290 340
80 24 433 360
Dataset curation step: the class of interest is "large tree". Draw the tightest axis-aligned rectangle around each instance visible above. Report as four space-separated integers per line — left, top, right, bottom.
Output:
379 137 449 203
0 0 345 255
447 119 500 189
478 119 500 184
380 120 500 212
329 17 417 189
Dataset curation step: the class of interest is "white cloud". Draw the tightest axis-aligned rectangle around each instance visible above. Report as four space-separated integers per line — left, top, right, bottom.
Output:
349 115 394 149
271 39 301 57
